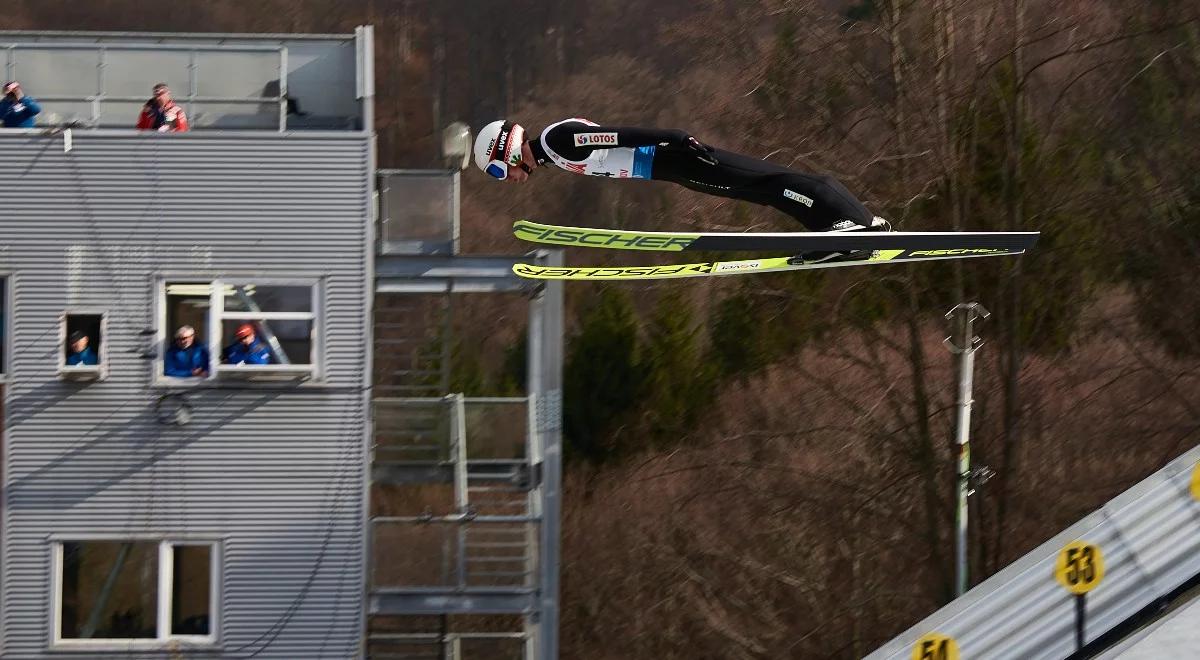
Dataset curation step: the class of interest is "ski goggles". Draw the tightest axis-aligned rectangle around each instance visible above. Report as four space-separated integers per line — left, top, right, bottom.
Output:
485 121 531 180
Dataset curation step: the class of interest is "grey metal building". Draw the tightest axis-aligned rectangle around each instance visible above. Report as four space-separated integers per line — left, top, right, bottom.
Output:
1 28 564 659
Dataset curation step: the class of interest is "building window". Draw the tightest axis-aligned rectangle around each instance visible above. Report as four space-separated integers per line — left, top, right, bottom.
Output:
158 279 319 383
162 282 214 381
54 540 217 646
59 312 106 381
215 281 318 379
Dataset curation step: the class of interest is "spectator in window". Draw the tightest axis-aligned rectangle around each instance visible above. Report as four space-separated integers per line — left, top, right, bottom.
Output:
65 331 98 366
164 325 209 377
1 81 41 128
136 83 188 133
222 323 271 365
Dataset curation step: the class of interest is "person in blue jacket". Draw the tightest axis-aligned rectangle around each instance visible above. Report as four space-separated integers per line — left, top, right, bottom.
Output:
164 325 210 377
65 331 99 366
1 81 42 128
222 323 272 365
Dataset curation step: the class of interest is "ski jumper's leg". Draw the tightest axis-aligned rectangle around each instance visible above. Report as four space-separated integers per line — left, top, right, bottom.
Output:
651 147 875 231
766 170 876 231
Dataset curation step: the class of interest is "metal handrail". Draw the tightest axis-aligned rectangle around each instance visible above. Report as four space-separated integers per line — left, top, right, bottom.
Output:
374 396 530 405
369 633 528 640
3 42 282 51
0 30 354 40
372 515 540 525
2 41 288 130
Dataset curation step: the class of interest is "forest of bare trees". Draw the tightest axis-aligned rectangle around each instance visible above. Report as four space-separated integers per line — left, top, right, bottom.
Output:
5 0 1199 657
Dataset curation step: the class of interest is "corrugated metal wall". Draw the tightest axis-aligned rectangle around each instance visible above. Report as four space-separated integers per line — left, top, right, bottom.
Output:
0 132 370 659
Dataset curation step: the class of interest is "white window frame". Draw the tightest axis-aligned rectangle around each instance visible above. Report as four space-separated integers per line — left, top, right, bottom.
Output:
57 309 108 382
0 273 9 383
49 539 221 651
212 278 322 381
154 278 217 387
153 276 322 385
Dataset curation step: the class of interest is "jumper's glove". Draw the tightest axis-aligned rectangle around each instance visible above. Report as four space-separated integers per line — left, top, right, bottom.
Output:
683 135 718 166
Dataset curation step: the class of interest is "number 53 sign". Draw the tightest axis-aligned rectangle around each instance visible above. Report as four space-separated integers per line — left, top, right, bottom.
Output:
1055 541 1105 594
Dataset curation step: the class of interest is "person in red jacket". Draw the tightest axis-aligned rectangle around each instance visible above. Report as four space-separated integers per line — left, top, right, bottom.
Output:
136 83 188 132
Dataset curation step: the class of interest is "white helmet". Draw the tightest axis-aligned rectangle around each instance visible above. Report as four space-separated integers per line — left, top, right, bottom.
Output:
473 119 527 179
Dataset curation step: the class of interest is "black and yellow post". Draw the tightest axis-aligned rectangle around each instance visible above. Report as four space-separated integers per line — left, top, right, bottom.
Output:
1054 541 1105 651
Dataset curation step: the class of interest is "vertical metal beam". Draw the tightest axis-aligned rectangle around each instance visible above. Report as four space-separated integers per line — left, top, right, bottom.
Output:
355 25 375 133
452 393 469 590
529 250 564 659
525 391 541 589
361 76 379 656
450 171 461 255
944 302 989 598
440 291 453 394
278 47 288 133
95 47 105 125
187 49 198 112
523 391 540 659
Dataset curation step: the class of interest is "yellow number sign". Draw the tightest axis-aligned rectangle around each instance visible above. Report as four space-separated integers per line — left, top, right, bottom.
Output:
1055 541 1105 594
912 632 959 660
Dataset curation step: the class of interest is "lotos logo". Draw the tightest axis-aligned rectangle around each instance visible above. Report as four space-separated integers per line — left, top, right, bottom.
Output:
574 132 619 147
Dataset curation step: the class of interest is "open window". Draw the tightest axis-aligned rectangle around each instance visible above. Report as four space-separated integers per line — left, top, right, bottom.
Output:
214 281 319 381
157 279 320 384
58 312 106 381
159 282 214 382
52 540 217 648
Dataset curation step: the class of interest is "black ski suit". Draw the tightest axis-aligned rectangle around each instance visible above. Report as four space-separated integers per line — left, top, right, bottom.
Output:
529 119 876 232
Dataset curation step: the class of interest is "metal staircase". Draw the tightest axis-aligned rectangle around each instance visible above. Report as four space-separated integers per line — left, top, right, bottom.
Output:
370 166 564 658
368 253 563 659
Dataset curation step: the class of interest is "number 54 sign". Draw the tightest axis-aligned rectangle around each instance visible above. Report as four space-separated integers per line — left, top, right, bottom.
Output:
1055 541 1105 594
911 633 958 660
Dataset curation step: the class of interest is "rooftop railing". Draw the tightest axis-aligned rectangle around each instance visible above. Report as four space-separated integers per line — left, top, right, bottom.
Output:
1 28 370 131
4 42 286 130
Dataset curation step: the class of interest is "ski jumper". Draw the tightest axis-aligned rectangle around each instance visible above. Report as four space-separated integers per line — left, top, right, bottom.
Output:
531 118 875 232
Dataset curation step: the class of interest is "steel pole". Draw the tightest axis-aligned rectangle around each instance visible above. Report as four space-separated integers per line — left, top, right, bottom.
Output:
954 331 974 597
944 302 989 598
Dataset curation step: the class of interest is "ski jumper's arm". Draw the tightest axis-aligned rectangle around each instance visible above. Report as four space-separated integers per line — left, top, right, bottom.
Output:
541 122 690 160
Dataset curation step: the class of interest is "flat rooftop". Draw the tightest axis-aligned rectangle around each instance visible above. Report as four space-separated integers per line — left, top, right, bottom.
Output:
0 28 373 132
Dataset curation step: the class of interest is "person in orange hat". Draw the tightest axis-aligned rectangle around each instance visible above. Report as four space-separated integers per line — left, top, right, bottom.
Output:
221 323 271 365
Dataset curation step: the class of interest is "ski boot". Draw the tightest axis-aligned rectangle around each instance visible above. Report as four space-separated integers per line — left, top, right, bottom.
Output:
790 217 892 264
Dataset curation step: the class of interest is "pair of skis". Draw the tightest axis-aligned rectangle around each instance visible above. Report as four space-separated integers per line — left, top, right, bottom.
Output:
511 219 1039 281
